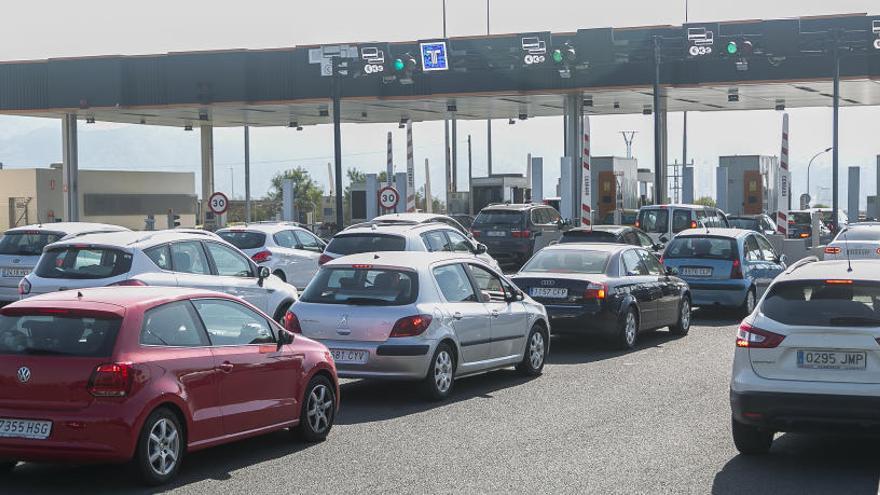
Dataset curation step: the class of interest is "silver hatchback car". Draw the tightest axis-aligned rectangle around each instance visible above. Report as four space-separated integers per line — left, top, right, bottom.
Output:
285 251 549 400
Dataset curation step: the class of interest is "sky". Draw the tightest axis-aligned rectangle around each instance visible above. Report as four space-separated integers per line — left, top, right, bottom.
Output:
0 0 878 206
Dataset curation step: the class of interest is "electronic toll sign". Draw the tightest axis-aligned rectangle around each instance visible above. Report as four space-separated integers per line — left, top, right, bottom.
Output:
420 40 449 71
353 43 393 79
519 32 552 68
685 23 719 58
873 19 880 50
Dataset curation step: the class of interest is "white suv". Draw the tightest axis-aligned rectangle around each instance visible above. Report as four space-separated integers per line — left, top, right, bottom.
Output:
19 230 298 322
730 257 880 454
217 223 326 290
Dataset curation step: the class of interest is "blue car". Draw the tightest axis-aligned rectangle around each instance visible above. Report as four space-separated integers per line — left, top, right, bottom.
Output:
661 228 786 315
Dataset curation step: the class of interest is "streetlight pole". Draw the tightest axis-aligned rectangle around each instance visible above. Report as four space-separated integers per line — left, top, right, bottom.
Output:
806 147 833 206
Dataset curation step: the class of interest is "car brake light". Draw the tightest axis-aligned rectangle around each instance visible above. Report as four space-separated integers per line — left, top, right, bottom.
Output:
109 279 148 287
511 230 531 238
825 279 853 285
471 229 481 238
251 250 272 263
18 278 31 295
390 314 433 337
730 259 743 279
799 233 810 238
283 311 302 333
634 220 640 228
690 220 698 229
351 264 373 269
318 254 333 265
824 246 841 255
583 282 607 300
736 322 785 348
88 363 132 397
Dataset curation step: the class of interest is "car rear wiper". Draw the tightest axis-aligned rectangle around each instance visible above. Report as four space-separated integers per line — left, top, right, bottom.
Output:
828 316 880 327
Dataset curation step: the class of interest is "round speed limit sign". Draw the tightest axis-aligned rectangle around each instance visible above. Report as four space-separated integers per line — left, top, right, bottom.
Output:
378 186 400 210
208 192 229 215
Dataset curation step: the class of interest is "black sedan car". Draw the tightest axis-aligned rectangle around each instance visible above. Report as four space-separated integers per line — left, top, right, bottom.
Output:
511 244 691 349
557 225 663 252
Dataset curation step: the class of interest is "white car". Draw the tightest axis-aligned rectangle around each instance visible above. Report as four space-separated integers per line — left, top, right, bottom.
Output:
322 220 500 271
285 251 548 400
730 257 880 454
0 222 129 303
19 230 298 322
217 223 326 290
823 223 880 260
371 212 472 237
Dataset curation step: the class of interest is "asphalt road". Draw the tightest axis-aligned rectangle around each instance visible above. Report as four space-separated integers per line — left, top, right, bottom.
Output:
5 310 880 494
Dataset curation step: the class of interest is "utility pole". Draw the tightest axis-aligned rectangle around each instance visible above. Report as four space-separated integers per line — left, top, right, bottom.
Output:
331 57 344 230
485 0 493 178
244 126 251 223
620 131 637 159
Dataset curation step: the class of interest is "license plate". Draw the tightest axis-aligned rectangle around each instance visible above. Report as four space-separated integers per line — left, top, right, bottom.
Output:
796 350 867 370
848 249 870 256
487 231 505 237
530 287 568 298
2 267 30 278
0 418 52 440
681 267 712 277
330 349 369 364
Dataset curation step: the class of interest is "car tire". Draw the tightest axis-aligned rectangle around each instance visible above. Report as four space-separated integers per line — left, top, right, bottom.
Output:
422 342 455 401
274 301 293 325
669 296 691 336
615 307 639 350
134 407 184 486
731 415 773 455
295 375 336 442
0 461 16 474
273 270 287 283
740 288 757 317
516 324 547 376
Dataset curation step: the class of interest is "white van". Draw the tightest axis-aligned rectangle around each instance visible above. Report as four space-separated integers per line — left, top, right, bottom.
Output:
636 204 731 243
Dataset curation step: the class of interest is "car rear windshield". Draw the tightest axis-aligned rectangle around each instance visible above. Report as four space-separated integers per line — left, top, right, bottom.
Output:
300 267 418 305
762 280 880 327
600 211 637 225
0 232 63 256
520 249 609 274
0 313 122 357
35 247 133 279
559 231 618 244
326 234 406 255
838 228 880 241
789 212 812 225
728 218 759 230
473 210 524 227
218 231 266 250
664 237 737 260
637 209 668 234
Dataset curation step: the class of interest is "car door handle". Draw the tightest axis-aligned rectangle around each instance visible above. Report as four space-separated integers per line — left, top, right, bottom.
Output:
218 362 234 372
453 312 463 320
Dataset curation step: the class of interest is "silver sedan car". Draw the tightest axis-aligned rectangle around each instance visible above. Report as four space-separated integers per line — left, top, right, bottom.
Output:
284 251 549 400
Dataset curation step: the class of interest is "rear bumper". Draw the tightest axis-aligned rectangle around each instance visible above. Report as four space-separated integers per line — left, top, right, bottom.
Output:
0 285 19 303
315 338 435 380
730 390 880 432
544 304 618 336
685 280 749 307
483 242 532 266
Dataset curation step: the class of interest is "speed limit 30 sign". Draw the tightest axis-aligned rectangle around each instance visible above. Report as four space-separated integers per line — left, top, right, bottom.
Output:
208 192 229 215
378 186 400 210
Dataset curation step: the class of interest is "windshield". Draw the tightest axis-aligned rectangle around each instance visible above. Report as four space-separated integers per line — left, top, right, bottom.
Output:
35 247 133 279
837 228 880 241
520 249 610 274
762 280 880 327
664 236 737 260
326 234 406 255
473 211 525 227
218 231 266 250
559 231 618 244
300 267 418 305
0 232 62 256
0 313 122 357
789 212 812 225
637 209 668 234
728 218 759 230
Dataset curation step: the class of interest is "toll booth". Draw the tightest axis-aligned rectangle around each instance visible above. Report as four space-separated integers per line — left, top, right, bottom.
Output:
472 174 530 213
717 155 777 215
591 157 639 216
637 168 654 206
349 181 367 224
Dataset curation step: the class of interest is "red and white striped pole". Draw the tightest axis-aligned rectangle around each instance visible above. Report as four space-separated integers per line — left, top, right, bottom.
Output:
385 131 393 214
581 115 592 229
406 121 416 212
776 113 790 236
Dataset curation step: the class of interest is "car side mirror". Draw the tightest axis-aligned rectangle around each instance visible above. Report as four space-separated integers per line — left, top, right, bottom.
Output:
659 235 669 243
653 243 664 252
257 266 270 286
777 254 787 265
665 266 678 276
277 329 294 351
480 290 492 303
626 270 640 277
474 243 488 255
508 290 524 302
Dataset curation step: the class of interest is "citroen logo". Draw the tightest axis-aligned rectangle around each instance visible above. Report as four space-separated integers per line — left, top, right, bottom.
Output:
541 280 555 286
17 367 31 384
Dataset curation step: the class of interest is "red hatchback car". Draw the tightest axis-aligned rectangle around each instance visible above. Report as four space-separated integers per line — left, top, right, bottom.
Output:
0 287 338 485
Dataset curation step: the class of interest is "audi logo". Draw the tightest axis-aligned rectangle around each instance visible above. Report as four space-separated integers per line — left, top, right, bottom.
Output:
541 280 555 286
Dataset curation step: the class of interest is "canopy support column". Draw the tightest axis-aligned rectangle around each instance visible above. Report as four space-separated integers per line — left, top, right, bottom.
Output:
62 113 79 222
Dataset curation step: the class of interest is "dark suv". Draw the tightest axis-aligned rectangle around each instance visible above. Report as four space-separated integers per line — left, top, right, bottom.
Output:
471 204 564 269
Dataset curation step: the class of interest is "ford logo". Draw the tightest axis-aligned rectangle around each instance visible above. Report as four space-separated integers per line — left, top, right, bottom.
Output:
17 366 31 383
541 280 555 286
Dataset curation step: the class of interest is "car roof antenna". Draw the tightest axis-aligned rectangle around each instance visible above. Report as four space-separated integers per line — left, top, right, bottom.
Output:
843 230 853 272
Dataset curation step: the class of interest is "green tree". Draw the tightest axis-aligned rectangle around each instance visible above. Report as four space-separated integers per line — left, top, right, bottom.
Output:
268 167 324 221
694 196 717 208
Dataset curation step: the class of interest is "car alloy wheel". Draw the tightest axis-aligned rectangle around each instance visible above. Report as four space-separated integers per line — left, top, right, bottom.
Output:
528 331 546 370
625 311 637 346
434 350 453 393
742 289 756 316
517 325 547 376
147 418 180 477
671 298 691 336
307 384 334 434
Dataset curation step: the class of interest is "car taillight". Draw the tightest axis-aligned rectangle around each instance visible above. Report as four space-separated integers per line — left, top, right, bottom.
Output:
583 282 607 300
471 229 481 238
251 250 272 263
109 279 148 287
318 254 333 265
730 259 743 279
18 278 31 295
690 220 698 229
284 311 302 334
824 246 841 255
88 363 133 397
511 230 531 238
736 322 785 349
799 233 810 238
634 220 640 228
390 314 433 338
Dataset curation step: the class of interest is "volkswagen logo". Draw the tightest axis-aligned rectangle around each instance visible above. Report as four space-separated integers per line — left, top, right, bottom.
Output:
541 280 555 286
16 367 31 384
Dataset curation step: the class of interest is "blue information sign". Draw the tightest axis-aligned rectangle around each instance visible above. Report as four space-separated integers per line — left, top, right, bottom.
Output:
420 41 449 71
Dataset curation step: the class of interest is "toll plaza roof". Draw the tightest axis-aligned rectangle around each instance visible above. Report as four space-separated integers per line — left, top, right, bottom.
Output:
0 13 878 127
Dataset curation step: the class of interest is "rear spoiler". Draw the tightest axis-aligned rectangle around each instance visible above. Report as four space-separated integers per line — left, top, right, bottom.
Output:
1 306 125 319
784 256 819 275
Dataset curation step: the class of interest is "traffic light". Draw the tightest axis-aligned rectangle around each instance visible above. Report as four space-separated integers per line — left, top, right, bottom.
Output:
725 39 754 56
550 42 577 78
392 53 419 83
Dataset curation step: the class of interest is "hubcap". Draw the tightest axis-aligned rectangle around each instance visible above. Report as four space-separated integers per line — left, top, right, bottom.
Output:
528 331 545 369
625 312 637 345
147 418 179 477
681 301 691 329
434 350 453 393
307 385 334 433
